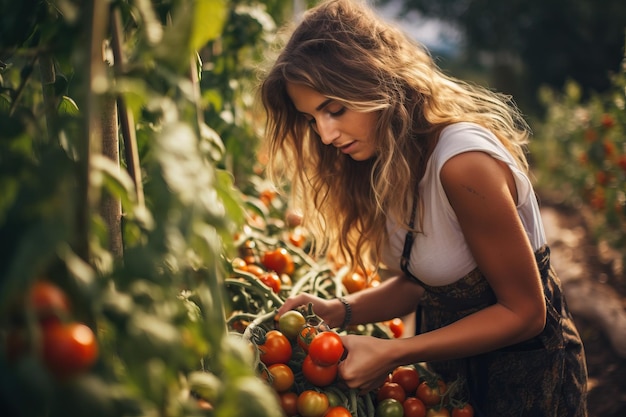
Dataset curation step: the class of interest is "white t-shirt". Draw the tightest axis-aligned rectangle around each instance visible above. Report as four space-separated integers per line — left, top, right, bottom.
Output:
382 122 546 286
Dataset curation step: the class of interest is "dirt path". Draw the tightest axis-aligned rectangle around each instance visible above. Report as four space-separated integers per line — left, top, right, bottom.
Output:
541 205 626 417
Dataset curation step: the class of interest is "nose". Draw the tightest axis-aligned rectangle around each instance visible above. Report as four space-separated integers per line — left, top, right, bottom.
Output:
315 116 339 145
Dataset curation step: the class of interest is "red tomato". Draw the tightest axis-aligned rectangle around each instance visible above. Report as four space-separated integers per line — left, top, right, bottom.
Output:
268 363 295 392
426 407 451 417
259 271 281 293
403 397 427 417
279 392 299 417
377 381 406 403
302 355 338 387
391 366 420 394
308 331 344 366
324 405 352 417
259 330 292 366
261 248 294 275
297 390 329 417
416 380 445 407
29 280 71 323
387 318 405 338
451 403 474 417
298 325 319 352
41 322 98 378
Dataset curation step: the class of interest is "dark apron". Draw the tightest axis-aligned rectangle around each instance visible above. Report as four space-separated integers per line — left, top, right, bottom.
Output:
401 244 588 417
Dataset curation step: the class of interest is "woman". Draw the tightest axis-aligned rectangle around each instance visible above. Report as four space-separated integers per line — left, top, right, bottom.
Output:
260 0 588 415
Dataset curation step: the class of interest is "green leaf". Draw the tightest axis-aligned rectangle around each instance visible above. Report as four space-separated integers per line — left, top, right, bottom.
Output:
191 0 227 51
57 96 80 116
90 154 138 212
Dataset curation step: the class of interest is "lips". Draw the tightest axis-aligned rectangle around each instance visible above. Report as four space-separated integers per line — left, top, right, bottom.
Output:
337 141 356 153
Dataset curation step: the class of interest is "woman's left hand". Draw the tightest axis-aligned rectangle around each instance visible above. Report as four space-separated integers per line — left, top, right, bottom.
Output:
337 334 398 392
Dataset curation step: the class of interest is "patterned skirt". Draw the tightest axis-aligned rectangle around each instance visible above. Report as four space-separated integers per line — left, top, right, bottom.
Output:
415 245 588 417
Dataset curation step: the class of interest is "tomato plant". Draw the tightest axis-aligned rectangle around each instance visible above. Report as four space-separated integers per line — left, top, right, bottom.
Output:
297 390 330 417
416 379 446 407
278 310 306 341
259 271 281 293
451 403 474 417
403 397 427 417
298 325 319 352
391 365 420 394
259 330 292 366
280 391 299 417
302 355 338 387
268 363 295 392
261 247 294 275
324 405 352 417
377 382 406 403
41 321 98 378
375 398 404 417
309 331 344 366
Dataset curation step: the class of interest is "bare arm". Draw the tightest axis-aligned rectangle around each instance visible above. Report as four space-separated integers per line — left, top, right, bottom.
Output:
339 151 547 390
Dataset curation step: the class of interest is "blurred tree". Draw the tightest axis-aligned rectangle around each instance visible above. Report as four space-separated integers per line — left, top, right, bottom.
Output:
380 0 626 107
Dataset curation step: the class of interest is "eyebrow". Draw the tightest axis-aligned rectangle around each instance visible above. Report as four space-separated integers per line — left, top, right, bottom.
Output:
316 98 333 111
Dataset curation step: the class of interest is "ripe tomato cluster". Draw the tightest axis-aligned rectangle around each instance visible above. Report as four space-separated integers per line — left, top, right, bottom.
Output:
231 243 298 295
255 309 349 417
374 365 474 417
5 279 99 379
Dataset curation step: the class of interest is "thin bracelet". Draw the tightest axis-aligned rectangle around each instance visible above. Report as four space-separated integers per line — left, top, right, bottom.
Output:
338 297 352 331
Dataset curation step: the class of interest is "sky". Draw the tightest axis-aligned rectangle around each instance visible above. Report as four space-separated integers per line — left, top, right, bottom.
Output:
372 0 461 54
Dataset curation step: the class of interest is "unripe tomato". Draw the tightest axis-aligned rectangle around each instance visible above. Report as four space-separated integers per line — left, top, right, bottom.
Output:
278 310 306 341
41 322 98 378
268 363 295 392
297 390 329 417
375 398 404 417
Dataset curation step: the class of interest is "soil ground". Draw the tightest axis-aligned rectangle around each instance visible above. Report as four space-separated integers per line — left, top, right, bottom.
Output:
541 203 626 417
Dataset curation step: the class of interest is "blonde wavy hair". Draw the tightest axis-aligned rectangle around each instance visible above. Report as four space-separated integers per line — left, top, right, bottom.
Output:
259 0 531 273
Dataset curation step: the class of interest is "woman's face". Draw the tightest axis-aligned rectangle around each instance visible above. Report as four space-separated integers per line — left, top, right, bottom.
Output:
286 82 378 161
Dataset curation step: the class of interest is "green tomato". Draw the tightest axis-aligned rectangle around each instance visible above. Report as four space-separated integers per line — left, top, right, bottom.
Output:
278 310 306 341
375 398 404 417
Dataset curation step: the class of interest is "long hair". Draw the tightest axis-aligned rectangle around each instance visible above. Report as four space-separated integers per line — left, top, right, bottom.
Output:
259 0 530 272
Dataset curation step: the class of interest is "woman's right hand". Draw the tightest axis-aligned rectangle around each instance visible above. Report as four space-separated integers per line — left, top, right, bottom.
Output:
277 293 345 329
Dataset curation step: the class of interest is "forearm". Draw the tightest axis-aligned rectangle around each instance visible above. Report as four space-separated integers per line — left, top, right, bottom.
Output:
338 275 424 327
387 301 546 367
